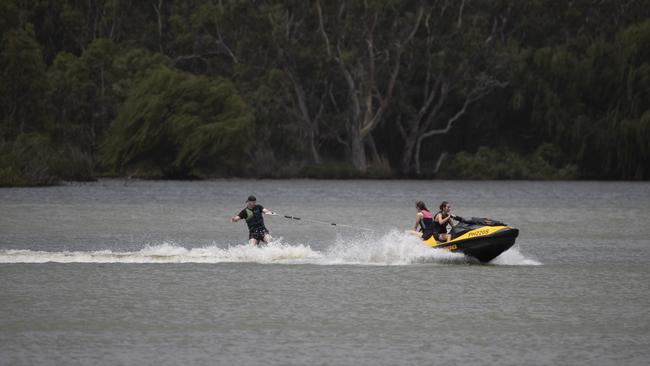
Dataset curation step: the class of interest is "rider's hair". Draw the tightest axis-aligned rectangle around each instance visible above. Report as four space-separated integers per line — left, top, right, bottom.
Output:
416 201 428 211
439 201 449 210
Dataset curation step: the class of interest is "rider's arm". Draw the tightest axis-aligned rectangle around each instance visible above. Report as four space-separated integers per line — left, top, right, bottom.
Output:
435 213 451 224
413 212 423 231
262 208 275 215
231 209 246 223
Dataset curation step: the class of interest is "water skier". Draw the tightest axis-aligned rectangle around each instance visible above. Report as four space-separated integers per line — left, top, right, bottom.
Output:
231 195 274 246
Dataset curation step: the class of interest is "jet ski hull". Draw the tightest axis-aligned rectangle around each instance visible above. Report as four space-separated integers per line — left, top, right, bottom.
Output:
422 226 519 263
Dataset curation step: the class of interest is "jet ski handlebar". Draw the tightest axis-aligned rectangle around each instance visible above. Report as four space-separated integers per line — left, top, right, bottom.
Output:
454 216 506 226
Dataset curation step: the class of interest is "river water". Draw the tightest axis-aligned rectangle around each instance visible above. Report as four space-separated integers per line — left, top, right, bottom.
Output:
1 180 649 365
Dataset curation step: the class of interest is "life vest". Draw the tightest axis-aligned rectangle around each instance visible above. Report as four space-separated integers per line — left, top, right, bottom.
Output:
417 209 435 240
419 209 435 232
433 211 449 234
240 205 266 232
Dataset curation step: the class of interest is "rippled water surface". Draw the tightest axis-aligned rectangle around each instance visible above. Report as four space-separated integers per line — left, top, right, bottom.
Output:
1 180 649 365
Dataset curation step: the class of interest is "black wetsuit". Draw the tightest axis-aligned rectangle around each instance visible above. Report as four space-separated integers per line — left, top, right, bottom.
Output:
238 205 269 241
419 210 436 241
433 211 450 241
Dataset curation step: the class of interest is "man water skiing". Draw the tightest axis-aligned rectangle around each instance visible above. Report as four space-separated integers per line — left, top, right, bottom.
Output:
231 195 274 246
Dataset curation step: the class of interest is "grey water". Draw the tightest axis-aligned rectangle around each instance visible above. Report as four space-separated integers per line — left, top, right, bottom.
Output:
1 180 649 365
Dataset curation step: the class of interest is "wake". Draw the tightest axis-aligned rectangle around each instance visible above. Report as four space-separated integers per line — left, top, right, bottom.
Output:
0 230 540 265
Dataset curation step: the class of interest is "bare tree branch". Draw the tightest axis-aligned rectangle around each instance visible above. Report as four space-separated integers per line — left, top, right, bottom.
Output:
152 0 164 53
457 0 466 28
433 151 448 174
316 0 332 58
209 0 238 63
413 77 508 174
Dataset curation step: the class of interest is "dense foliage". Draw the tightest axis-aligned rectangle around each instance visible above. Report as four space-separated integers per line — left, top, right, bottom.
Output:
1 0 649 185
102 65 253 178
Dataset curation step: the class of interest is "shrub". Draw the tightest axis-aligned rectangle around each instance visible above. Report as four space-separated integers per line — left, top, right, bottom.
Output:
438 144 577 179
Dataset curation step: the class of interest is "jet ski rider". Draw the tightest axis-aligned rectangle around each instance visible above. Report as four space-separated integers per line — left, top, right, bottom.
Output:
407 201 437 240
433 201 455 242
231 195 274 246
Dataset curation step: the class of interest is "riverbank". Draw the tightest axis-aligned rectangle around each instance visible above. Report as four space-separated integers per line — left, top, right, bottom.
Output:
1 144 583 187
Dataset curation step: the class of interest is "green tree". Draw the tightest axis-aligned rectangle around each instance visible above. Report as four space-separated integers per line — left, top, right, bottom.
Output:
0 24 50 139
102 66 254 178
512 19 650 179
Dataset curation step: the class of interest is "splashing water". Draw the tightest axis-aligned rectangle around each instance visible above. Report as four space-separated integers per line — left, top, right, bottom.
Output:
0 231 538 265
489 246 542 265
322 230 467 265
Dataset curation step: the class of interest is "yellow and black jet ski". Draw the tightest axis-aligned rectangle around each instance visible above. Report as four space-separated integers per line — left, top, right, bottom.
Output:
422 217 519 263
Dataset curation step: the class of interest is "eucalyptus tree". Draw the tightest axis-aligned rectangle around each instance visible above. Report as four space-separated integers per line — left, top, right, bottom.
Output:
521 21 650 179
263 1 341 164
397 2 511 175
0 18 63 185
316 0 423 172
509 2 650 179
0 24 50 139
174 0 309 171
48 40 170 151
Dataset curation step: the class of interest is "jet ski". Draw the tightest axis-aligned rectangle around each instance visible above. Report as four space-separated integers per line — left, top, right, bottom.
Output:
421 216 518 263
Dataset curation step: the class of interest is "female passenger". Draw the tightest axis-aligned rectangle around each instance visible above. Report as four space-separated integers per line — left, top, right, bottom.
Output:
433 201 454 242
406 201 436 240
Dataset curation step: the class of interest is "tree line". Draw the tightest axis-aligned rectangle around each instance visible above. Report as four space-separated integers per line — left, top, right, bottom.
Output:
1 0 649 186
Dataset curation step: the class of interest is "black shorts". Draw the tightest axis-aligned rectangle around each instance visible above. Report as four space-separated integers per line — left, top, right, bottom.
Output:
249 228 269 241
421 230 435 241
